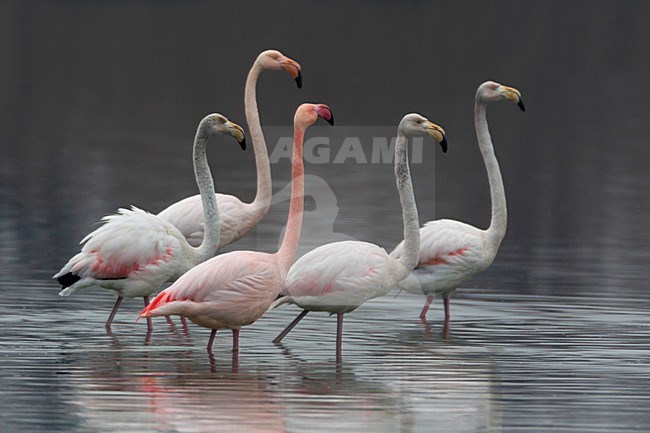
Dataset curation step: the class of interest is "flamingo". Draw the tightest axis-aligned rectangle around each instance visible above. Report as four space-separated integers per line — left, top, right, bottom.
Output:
157 50 302 248
390 81 525 325
54 114 246 331
271 114 448 361
139 103 334 355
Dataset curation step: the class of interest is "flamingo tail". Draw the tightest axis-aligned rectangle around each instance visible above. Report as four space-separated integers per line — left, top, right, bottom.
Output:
57 273 94 297
57 272 81 288
268 294 291 310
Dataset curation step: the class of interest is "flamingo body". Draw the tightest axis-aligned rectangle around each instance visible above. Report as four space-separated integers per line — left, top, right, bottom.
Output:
141 250 282 329
279 241 408 314
157 194 256 248
56 207 194 299
390 219 494 297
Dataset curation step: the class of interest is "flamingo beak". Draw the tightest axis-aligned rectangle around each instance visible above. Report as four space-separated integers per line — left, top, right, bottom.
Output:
325 111 334 126
227 122 247 150
517 98 526 112
315 105 334 126
295 70 303 89
439 135 448 153
425 122 447 153
501 86 526 112
281 58 302 89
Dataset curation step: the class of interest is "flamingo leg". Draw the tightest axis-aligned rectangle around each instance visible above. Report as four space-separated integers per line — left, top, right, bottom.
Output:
336 313 344 363
232 329 240 353
443 295 451 324
105 296 123 329
419 295 434 322
207 329 217 355
143 296 153 332
272 309 309 344
165 316 174 326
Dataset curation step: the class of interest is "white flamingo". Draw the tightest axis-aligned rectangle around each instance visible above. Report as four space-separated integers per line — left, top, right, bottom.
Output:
271 114 447 361
54 114 246 331
157 50 301 248
390 81 525 325
139 103 334 356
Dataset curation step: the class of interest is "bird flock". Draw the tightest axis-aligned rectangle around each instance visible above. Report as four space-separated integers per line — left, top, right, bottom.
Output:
55 49 524 361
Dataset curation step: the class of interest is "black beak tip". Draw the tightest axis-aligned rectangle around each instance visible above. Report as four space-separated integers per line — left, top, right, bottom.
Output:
326 113 334 126
239 137 247 151
517 98 526 112
295 71 302 89
439 136 448 154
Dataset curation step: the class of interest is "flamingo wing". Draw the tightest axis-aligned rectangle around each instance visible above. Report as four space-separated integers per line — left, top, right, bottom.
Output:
55 207 185 296
284 241 393 311
141 250 280 327
157 193 254 249
390 219 488 294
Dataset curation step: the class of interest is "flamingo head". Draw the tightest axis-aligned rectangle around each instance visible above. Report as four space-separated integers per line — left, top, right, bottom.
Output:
257 49 302 88
295 103 335 128
203 113 247 150
399 113 447 153
477 81 525 111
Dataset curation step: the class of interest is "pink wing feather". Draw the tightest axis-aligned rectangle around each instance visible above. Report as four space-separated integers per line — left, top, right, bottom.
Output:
141 250 282 327
55 207 184 290
392 219 485 270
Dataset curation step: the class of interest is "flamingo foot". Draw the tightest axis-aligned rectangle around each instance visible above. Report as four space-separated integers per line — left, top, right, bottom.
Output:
273 309 309 344
207 329 217 355
105 296 123 329
336 313 344 364
419 296 434 323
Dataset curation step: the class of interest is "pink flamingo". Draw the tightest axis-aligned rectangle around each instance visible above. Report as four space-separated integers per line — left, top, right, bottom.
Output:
54 114 246 331
139 103 334 355
271 114 447 360
157 50 301 248
390 81 525 325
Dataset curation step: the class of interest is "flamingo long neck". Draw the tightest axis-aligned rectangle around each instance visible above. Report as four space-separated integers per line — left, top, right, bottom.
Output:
191 124 220 263
245 62 272 218
475 99 507 252
276 124 305 274
393 131 420 280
